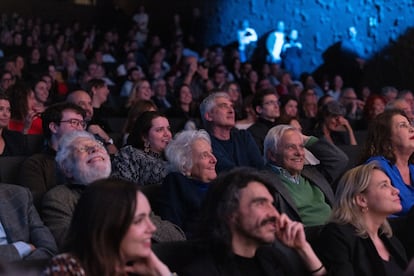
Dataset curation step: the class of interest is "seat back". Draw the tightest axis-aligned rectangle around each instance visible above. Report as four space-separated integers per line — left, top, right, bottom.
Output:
0 156 27 185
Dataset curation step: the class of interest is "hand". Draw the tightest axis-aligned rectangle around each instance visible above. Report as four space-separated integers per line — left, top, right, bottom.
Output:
338 116 352 130
87 124 110 141
29 243 36 252
274 213 307 250
120 251 171 276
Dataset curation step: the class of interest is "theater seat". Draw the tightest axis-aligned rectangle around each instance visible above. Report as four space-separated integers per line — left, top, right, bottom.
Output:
0 156 27 185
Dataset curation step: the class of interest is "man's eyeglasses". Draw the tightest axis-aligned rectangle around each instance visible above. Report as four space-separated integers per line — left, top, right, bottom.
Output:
60 119 87 129
263 100 280 106
74 142 104 154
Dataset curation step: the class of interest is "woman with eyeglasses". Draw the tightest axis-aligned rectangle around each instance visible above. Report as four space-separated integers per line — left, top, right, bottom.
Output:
0 93 25 156
7 82 43 134
361 109 414 217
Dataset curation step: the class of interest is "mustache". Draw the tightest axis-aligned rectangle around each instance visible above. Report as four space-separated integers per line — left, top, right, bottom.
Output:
260 216 276 227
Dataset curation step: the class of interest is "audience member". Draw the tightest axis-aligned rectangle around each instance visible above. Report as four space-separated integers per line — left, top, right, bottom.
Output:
18 102 86 209
381 86 398 103
248 89 280 154
166 84 201 133
66 89 117 154
263 124 347 225
7 82 42 134
41 131 111 249
157 130 217 236
43 178 175 276
314 100 357 146
0 93 25 156
316 162 407 275
183 168 327 275
361 109 414 216
0 71 15 93
0 183 57 262
112 111 171 185
386 98 414 123
126 79 153 108
32 79 49 113
200 92 264 172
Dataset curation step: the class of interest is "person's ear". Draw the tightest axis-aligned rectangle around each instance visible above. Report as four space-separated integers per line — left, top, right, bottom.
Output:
204 111 213 122
256 106 263 115
355 193 368 209
49 122 59 134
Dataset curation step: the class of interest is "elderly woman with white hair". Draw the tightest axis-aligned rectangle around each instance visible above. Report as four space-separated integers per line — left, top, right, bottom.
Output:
156 129 217 237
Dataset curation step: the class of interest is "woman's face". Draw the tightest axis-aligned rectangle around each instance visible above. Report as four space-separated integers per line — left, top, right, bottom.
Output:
136 81 152 101
227 84 240 103
390 114 414 152
371 98 385 117
359 169 401 216
34 81 49 103
27 90 36 111
0 99 11 129
284 100 298 117
120 192 156 261
179 86 192 105
325 115 344 132
189 139 217 182
145 117 172 154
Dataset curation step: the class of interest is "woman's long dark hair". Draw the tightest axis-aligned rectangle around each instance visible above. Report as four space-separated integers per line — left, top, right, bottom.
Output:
65 178 140 276
127 111 166 149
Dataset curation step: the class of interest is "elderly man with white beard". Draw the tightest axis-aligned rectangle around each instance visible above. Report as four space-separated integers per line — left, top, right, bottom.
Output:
41 131 185 250
41 131 111 250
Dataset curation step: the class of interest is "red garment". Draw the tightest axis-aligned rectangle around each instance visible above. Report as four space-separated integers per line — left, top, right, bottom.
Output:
8 116 43 135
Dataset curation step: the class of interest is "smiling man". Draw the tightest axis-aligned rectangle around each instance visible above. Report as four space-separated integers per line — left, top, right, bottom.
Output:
41 131 111 249
263 124 348 226
200 92 263 173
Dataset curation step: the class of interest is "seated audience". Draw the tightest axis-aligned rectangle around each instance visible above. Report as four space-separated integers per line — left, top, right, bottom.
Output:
43 178 175 276
112 111 171 186
0 183 57 262
183 168 326 276
362 94 386 129
314 100 357 146
316 162 407 275
201 92 263 172
0 93 25 156
386 98 414 123
18 102 86 209
7 82 43 134
361 109 414 216
157 129 217 236
263 124 348 225
247 89 280 154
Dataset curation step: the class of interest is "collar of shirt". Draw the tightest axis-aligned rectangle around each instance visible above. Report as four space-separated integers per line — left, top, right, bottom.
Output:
269 163 300 184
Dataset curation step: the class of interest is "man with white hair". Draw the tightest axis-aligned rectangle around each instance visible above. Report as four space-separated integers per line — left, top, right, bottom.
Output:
41 131 111 249
263 125 348 226
42 131 185 250
200 92 263 173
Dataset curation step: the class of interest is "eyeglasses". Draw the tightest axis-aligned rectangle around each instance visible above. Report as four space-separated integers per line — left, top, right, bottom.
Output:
1 77 14 83
74 141 104 154
60 119 87 129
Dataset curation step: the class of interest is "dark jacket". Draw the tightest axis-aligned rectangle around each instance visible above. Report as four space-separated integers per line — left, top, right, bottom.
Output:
315 223 407 276
266 137 348 222
1 129 26 156
247 117 278 154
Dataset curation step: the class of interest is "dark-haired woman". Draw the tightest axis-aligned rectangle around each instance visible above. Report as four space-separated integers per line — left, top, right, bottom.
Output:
0 93 25 156
112 111 172 186
43 178 174 276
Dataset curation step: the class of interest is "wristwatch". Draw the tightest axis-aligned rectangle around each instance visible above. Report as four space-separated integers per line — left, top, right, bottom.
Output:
105 138 114 145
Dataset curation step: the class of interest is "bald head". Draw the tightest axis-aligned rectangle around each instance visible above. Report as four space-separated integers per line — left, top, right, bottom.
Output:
66 90 93 121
